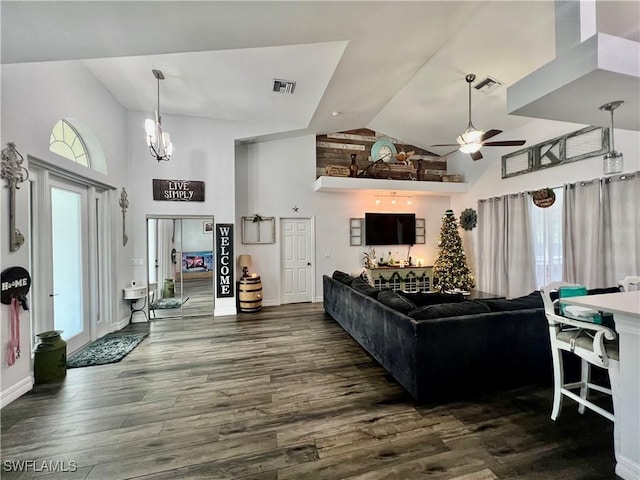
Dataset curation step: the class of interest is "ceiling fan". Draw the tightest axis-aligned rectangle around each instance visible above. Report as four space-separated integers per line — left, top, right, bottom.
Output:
431 73 526 160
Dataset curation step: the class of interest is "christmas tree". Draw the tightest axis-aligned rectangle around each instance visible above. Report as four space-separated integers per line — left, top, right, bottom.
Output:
433 209 475 292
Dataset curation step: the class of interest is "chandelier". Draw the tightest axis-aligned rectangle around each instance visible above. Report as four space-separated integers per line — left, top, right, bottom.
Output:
145 69 173 162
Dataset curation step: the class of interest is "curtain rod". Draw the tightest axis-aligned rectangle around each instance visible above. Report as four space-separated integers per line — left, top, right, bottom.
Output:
479 170 638 203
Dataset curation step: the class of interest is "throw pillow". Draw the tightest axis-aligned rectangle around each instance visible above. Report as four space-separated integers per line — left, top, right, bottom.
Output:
397 291 463 307
351 277 380 298
378 290 417 314
408 300 490 320
480 291 543 312
350 266 374 286
332 270 354 286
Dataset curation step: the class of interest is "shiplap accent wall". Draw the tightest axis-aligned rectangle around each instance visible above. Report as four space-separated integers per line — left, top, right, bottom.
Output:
315 128 446 179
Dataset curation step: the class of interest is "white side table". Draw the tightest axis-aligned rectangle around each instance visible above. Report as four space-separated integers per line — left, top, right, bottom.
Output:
123 285 148 322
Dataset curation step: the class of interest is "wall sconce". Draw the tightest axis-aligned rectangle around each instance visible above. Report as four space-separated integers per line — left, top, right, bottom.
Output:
599 100 624 175
374 192 413 206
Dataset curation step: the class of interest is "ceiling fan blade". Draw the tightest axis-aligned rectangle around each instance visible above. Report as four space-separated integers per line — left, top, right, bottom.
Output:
481 129 502 142
483 140 526 147
429 143 459 147
470 151 483 161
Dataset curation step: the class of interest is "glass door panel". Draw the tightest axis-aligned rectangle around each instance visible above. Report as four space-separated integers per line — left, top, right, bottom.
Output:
180 218 214 317
147 216 214 319
50 184 89 351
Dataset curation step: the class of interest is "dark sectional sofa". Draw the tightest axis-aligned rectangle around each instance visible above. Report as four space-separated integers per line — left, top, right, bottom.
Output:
323 272 554 403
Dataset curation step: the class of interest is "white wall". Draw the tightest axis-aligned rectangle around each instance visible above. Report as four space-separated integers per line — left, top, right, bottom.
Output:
236 135 452 304
0 61 128 405
447 118 640 283
126 111 295 315
178 219 214 253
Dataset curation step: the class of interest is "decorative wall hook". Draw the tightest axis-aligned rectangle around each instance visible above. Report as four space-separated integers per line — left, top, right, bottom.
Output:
119 187 129 246
1 143 28 252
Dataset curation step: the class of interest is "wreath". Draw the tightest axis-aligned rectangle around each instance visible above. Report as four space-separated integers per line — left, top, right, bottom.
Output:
460 208 477 231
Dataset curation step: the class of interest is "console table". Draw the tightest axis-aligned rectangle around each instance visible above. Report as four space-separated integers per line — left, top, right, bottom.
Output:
123 284 148 322
366 266 434 292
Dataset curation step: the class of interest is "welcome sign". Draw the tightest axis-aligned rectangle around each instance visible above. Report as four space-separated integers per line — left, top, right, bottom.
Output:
152 179 205 202
216 224 234 298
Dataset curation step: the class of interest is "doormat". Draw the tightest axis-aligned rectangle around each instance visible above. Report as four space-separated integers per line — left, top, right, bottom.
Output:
66 332 148 368
150 297 188 310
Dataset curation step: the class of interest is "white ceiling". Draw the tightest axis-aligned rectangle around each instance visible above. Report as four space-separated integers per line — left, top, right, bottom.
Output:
1 1 636 156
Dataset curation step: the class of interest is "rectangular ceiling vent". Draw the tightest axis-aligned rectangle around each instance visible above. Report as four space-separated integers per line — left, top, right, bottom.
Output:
474 76 502 94
273 79 296 94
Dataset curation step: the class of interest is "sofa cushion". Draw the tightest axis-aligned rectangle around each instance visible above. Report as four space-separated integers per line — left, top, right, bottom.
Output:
378 290 417 314
480 291 543 312
397 291 464 307
332 270 354 286
408 300 491 320
351 277 380 298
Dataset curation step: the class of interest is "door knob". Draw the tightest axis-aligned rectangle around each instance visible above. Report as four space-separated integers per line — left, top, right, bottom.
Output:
307 262 312 266
49 294 59 297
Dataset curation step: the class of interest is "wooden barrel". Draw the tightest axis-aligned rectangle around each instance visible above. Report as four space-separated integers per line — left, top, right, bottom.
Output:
239 276 262 312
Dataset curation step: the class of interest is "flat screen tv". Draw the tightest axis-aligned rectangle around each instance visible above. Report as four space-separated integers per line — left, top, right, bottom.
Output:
365 213 416 246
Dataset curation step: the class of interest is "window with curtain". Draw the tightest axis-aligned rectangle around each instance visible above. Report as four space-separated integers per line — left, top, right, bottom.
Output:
531 187 564 288
478 172 638 295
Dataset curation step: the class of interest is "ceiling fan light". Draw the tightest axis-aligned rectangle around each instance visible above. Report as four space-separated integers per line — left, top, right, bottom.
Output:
459 142 482 154
457 129 484 145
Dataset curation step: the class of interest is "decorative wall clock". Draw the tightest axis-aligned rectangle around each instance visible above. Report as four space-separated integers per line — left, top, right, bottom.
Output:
370 139 397 163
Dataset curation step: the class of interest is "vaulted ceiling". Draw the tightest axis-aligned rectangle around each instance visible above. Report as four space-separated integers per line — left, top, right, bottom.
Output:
2 1 636 157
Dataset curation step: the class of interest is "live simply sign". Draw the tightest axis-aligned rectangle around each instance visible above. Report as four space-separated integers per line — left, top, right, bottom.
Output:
152 179 205 202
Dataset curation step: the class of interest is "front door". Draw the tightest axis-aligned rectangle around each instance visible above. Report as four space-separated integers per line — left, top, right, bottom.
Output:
281 218 313 304
49 179 91 353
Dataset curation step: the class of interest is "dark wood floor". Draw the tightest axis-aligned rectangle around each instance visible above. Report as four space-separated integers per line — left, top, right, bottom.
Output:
1 304 618 479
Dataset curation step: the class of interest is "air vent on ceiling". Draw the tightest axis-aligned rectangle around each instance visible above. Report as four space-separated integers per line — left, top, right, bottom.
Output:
474 76 502 94
273 79 296 94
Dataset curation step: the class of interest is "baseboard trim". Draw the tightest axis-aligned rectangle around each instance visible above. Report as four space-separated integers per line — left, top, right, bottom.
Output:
113 315 132 330
1 376 33 408
215 305 238 316
315 295 323 303
616 453 639 480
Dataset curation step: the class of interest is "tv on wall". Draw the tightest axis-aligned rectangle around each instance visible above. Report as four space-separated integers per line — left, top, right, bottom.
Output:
365 213 416 246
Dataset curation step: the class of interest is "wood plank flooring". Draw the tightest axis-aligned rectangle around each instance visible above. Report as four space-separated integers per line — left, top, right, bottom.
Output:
1 304 618 479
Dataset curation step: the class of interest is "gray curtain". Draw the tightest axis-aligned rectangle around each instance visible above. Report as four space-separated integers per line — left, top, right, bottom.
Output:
562 179 605 287
563 172 639 288
602 173 640 285
478 197 506 296
477 193 536 298
505 193 537 297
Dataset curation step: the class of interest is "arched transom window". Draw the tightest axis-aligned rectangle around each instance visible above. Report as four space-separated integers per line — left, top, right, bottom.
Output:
49 119 90 167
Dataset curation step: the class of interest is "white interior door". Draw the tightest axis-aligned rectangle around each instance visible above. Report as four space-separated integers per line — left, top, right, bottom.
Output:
281 218 313 304
49 179 90 353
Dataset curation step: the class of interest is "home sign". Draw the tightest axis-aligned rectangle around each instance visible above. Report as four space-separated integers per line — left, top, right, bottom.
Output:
152 179 205 202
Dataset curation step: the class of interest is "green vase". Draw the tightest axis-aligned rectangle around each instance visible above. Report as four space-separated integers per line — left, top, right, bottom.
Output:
162 279 175 298
34 330 67 384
